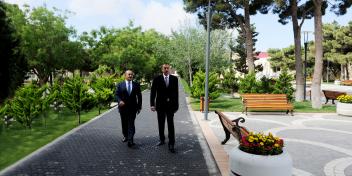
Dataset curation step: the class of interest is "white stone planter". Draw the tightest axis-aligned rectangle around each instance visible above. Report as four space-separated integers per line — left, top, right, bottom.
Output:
230 146 292 176
337 102 352 116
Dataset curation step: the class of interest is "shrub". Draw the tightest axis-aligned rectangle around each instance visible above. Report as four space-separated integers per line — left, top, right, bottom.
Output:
222 70 239 94
191 70 220 100
273 68 294 101
238 72 259 93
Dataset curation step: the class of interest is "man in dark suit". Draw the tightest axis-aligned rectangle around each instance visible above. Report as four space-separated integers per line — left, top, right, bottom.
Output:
150 64 179 153
116 70 142 147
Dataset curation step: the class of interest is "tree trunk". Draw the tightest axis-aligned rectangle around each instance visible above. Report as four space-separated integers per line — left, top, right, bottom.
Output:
188 57 193 87
311 0 323 109
291 1 304 102
347 61 351 80
244 2 254 72
341 64 345 80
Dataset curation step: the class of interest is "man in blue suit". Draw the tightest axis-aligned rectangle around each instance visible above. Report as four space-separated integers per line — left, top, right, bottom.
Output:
150 64 179 153
116 70 142 147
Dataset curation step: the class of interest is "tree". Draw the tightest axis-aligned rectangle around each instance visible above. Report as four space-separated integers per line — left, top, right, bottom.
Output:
273 68 294 101
238 72 259 93
20 6 75 85
268 46 296 70
231 26 260 74
10 84 46 129
323 22 352 80
184 0 273 72
169 24 205 86
91 76 115 114
191 70 220 100
272 0 315 102
61 75 94 124
311 0 351 109
222 69 239 95
0 2 28 102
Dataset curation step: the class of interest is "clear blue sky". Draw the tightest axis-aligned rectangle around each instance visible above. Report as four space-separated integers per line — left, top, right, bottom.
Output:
5 0 352 52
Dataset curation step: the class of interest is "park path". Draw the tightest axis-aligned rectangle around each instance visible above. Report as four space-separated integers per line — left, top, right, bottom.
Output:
1 84 219 176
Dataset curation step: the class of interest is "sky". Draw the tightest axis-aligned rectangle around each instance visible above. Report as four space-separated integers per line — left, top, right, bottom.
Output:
4 0 352 52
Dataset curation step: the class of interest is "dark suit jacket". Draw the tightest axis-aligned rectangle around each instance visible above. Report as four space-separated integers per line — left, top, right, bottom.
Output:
150 74 178 112
116 81 142 113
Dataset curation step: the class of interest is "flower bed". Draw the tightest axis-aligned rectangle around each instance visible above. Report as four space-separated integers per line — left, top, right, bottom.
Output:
337 94 352 103
239 132 284 155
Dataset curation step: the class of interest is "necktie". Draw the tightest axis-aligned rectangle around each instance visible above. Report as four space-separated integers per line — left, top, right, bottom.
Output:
128 81 131 95
165 76 169 87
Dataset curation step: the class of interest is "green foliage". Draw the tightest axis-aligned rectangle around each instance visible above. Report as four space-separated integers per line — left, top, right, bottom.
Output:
19 6 80 84
258 76 275 93
91 76 115 114
10 84 46 129
231 26 261 74
273 68 294 101
191 70 220 100
222 70 239 93
238 72 259 93
48 80 64 113
0 100 13 129
0 2 28 102
61 75 94 124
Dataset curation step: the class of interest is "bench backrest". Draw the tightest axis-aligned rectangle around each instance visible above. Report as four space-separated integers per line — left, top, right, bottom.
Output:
322 90 346 99
215 110 249 141
241 94 289 103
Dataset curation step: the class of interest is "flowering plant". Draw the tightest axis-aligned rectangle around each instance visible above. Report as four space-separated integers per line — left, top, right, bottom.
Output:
337 95 352 104
239 132 284 155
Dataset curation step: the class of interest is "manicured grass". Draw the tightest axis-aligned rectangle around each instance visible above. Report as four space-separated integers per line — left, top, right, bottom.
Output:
189 96 336 113
0 108 107 170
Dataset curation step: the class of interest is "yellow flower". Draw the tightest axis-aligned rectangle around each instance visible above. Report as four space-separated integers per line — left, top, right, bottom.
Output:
260 142 264 146
274 144 279 147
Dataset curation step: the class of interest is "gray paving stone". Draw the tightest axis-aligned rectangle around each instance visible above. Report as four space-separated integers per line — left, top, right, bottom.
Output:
1 86 217 176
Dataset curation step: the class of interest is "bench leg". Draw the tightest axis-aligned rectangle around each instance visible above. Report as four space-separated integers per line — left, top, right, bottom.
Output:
291 110 294 116
325 98 329 104
332 99 335 104
219 117 231 145
245 108 248 115
221 130 231 145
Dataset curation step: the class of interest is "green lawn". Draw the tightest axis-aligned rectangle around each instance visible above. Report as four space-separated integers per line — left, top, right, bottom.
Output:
0 108 107 170
190 96 336 113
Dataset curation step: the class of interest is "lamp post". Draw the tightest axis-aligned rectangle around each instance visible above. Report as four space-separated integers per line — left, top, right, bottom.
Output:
204 0 211 120
302 31 311 101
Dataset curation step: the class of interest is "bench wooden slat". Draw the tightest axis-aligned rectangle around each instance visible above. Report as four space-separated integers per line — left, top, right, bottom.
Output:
241 93 294 115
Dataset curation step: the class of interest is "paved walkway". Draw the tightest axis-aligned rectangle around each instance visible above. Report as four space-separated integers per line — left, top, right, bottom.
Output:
1 86 220 176
2 82 352 176
193 111 352 176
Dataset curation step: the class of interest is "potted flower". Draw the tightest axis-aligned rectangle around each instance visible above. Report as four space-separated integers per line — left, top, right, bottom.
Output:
336 94 352 116
230 132 292 176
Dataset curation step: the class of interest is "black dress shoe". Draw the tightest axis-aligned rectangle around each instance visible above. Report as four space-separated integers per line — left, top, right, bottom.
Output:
122 137 127 142
168 144 175 153
127 142 135 147
156 141 165 146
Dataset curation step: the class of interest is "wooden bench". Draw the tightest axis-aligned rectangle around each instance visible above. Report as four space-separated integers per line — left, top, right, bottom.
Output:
215 110 249 145
322 90 346 104
341 80 352 86
241 94 294 115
